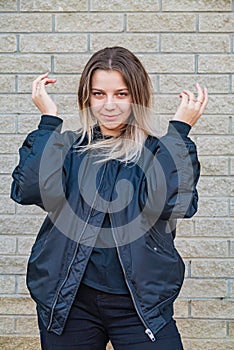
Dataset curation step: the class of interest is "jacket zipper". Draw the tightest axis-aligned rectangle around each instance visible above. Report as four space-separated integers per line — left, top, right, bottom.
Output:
109 216 156 342
47 161 107 331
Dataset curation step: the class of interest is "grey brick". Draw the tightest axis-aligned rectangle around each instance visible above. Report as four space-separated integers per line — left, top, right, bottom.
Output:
199 156 229 176
200 14 234 32
17 75 80 94
0 14 52 32
0 336 40 350
127 13 195 32
0 276 16 294
191 300 234 318
20 34 87 53
16 275 29 295
21 0 87 11
91 0 160 11
0 297 36 315
0 256 27 274
17 237 35 255
0 0 17 12
230 241 234 257
231 158 234 175
175 238 228 258
230 199 234 217
0 35 17 53
199 55 234 73
159 74 229 94
179 279 226 298
0 75 16 94
0 216 43 235
174 300 189 318
197 176 234 197
90 34 159 53
176 219 194 237
0 156 16 174
196 198 229 217
0 196 15 214
0 236 17 254
191 115 229 135
161 34 230 53
0 317 15 334
176 319 226 339
138 55 195 74
162 0 232 12
0 135 26 154
192 259 234 278
16 204 44 215
54 55 91 74
195 218 234 237
0 55 50 73
0 96 37 115
53 95 78 114
55 13 124 32
0 116 16 133
17 115 41 134
190 340 234 350
16 317 39 335
0 175 12 195
196 135 234 156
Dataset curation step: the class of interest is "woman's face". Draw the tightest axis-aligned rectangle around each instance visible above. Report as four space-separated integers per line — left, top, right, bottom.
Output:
90 69 132 136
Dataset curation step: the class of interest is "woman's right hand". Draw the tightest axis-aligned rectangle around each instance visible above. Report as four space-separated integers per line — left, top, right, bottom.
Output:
32 73 58 116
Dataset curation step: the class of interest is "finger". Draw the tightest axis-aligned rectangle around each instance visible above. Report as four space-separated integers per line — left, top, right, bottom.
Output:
45 78 57 86
183 89 195 105
199 87 208 115
195 83 204 104
34 77 56 97
32 72 49 88
32 72 49 97
179 91 189 105
193 83 203 111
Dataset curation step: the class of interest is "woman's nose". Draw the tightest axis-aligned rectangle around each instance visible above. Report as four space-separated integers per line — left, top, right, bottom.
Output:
104 95 116 110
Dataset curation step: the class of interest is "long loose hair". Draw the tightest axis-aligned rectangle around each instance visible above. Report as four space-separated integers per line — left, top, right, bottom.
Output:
77 46 154 163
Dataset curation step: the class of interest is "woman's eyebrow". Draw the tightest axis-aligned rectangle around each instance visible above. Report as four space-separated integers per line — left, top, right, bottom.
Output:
91 88 129 91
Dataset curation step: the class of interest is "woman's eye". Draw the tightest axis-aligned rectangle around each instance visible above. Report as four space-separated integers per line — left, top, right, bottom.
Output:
118 92 128 97
92 92 104 99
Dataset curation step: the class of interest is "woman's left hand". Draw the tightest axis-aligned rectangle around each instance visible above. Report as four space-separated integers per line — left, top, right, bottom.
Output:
173 83 208 127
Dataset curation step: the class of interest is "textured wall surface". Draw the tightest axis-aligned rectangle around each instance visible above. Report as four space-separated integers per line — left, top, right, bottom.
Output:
0 1 234 349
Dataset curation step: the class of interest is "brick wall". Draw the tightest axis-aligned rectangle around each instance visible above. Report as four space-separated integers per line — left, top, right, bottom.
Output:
0 1 233 349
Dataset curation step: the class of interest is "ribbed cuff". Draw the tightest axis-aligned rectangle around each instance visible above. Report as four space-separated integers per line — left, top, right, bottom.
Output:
168 120 191 138
38 115 63 131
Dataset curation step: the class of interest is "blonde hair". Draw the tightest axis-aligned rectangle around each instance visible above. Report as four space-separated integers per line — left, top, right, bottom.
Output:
77 46 154 163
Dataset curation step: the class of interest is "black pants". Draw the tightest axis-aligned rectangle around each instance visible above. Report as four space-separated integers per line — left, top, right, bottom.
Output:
38 284 184 350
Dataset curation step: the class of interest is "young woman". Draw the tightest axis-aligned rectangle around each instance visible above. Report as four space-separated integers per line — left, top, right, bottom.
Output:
11 47 208 350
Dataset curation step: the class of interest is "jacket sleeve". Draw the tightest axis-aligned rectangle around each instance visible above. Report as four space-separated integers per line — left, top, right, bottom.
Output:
145 120 200 220
11 115 76 212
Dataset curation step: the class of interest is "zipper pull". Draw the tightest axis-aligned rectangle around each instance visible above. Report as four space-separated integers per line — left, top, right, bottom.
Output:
145 328 156 342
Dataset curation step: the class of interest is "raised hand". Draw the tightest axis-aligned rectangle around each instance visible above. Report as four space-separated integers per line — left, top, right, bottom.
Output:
173 83 208 127
32 72 58 116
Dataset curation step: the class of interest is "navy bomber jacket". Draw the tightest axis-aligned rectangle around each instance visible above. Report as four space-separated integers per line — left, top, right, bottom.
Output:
11 115 200 341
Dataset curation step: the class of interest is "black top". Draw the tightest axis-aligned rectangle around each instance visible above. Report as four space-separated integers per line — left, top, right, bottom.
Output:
82 214 129 294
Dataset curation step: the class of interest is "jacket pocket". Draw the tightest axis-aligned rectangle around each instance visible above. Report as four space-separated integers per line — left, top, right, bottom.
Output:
146 228 175 256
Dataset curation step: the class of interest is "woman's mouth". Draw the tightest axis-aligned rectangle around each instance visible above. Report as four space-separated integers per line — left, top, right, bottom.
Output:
103 114 120 121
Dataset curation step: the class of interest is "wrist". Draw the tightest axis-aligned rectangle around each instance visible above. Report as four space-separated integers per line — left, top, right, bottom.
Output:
172 117 191 127
42 109 58 117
